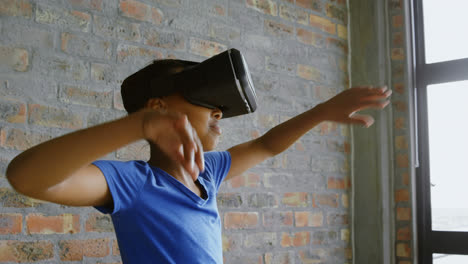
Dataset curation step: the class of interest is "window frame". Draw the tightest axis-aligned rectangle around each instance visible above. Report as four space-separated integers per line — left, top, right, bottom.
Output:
412 0 468 263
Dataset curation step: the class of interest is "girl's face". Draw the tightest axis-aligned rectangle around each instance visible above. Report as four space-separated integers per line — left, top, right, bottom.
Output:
160 94 223 151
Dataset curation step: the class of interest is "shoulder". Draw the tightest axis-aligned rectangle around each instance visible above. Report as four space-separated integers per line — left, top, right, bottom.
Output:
94 159 149 171
204 151 231 169
200 151 231 189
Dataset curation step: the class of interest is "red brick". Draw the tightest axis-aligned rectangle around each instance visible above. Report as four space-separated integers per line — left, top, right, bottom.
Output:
282 192 308 207
337 24 347 39
119 0 163 25
396 243 411 257
217 193 243 208
0 98 26 123
59 238 110 261
392 48 405 60
29 104 83 129
395 189 409 203
393 15 403 28
295 141 306 151
294 211 308 227
337 58 347 74
281 231 310 247
309 14 336 35
394 83 405 94
0 187 44 207
2 128 52 151
311 230 327 245
341 228 350 241
224 212 258 229
402 172 409 186
210 4 225 16
263 211 293 227
69 0 103 11
297 64 323 81
313 193 339 208
395 135 408 150
0 0 32 18
265 20 294 37
397 207 411 221
112 239 120 256
327 177 345 189
189 38 226 57
395 117 406 130
91 62 116 84
297 28 323 47
0 240 53 262
397 226 411 241
326 139 349 153
296 0 322 12
39 55 88 81
396 154 409 168
60 85 112 108
315 121 339 136
27 213 80 234
144 30 185 50
326 3 347 23
244 232 276 250
61 32 112 59
0 213 22 234
278 4 295 22
222 233 242 252
393 32 404 46
265 251 295 264
341 193 349 208
326 37 348 53
390 0 403 9
299 249 326 263
327 213 348 226
229 172 261 188
0 46 29 72
118 44 164 63
94 15 141 42
36 5 91 32
246 0 278 16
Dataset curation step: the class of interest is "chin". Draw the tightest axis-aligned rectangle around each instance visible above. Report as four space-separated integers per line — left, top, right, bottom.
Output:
203 138 219 152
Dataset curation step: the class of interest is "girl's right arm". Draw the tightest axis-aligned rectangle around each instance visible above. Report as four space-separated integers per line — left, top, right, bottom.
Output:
6 109 203 207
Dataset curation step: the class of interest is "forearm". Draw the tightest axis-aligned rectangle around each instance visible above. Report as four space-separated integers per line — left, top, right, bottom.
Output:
258 104 328 156
7 110 145 192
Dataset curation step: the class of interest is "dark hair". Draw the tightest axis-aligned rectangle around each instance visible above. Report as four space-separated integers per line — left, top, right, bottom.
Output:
120 59 198 114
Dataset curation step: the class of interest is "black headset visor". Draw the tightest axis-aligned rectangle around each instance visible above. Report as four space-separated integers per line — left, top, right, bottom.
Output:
149 49 258 118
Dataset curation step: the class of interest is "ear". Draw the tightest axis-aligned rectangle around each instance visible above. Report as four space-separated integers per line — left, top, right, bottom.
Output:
145 97 167 111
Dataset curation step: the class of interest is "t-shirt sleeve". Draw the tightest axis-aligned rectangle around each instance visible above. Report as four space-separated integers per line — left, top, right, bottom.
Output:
203 151 232 191
92 160 146 215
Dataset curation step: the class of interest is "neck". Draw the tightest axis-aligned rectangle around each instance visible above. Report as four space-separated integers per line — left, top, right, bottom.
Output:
148 144 195 186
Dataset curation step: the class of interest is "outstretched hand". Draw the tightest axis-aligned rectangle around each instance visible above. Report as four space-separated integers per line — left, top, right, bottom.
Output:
317 86 392 127
141 110 204 180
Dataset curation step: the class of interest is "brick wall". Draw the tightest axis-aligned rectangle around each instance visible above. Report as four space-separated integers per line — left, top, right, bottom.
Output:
0 0 350 263
389 0 414 263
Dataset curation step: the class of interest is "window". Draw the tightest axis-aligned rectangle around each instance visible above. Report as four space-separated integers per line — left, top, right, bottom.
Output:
413 0 468 263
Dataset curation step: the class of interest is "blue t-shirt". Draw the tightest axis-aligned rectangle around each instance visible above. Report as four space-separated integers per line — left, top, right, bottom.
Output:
93 151 231 264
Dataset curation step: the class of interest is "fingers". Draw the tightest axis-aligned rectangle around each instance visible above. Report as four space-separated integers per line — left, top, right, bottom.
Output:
173 115 204 180
174 116 198 178
192 127 205 174
351 86 392 112
350 113 375 128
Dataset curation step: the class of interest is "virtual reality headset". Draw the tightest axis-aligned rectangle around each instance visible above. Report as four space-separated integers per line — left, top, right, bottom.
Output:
121 48 258 118
146 49 258 118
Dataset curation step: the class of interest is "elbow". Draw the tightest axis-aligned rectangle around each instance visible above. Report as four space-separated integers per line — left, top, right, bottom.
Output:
6 160 31 196
256 136 279 158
